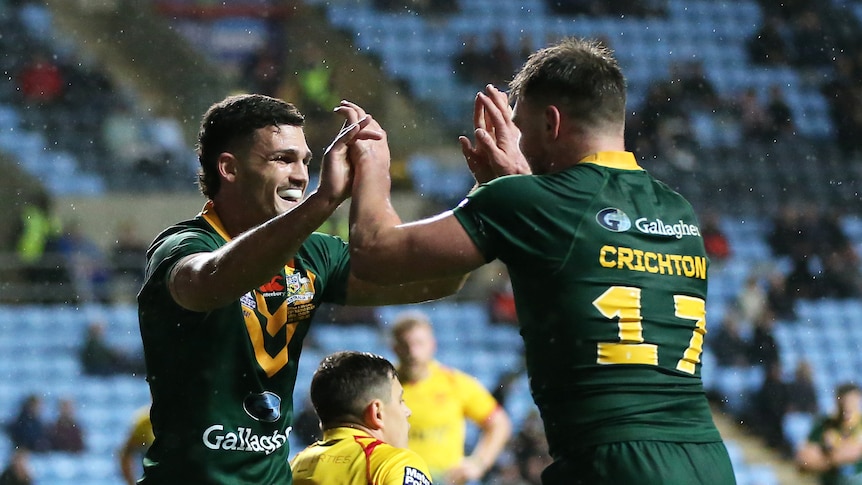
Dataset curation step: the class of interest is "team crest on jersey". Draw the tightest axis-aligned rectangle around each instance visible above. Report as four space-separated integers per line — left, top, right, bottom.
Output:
403 467 431 485
596 207 632 232
284 272 313 304
243 391 282 422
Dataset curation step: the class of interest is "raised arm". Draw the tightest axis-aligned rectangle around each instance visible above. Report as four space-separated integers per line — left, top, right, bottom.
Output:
170 107 378 312
343 104 485 286
347 86 529 286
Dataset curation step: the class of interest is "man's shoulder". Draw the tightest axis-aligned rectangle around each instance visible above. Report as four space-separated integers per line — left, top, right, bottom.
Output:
369 445 432 483
149 217 220 255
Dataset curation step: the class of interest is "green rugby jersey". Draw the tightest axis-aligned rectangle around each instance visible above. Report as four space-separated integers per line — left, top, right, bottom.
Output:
137 203 350 484
453 151 722 458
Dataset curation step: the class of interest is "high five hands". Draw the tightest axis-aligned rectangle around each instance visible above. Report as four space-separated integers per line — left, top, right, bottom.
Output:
459 84 531 184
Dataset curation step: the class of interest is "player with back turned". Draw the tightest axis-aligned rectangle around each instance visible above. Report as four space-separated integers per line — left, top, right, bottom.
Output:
345 37 736 484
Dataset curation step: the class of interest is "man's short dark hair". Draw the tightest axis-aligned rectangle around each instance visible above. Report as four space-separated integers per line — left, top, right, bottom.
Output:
310 351 398 426
837 382 861 399
196 94 305 198
509 37 627 130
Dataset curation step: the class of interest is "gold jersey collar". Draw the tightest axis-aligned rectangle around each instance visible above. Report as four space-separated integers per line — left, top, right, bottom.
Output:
577 151 642 170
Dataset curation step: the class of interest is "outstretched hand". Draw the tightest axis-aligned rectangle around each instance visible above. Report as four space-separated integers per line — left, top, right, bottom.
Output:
459 84 531 184
319 101 384 203
334 100 391 178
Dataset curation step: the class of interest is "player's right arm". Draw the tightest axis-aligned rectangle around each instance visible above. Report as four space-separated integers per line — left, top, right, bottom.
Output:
169 106 376 312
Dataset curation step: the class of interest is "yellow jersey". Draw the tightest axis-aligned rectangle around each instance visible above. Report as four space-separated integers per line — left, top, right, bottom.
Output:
291 427 432 485
402 361 500 477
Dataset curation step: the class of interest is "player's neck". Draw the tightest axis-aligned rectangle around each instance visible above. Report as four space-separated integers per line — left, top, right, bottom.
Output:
399 362 430 383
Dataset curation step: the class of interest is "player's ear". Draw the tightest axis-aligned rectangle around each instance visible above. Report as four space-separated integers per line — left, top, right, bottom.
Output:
545 105 562 140
364 400 385 430
218 152 238 182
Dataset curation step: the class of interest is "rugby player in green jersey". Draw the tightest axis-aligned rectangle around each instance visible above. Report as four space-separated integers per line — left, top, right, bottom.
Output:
137 94 464 484
347 37 736 484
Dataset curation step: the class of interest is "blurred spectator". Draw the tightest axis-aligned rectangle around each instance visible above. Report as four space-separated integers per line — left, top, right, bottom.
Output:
0 449 33 485
453 34 489 86
487 30 515 86
737 273 768 324
768 204 820 299
786 360 819 415
390 311 511 484
628 79 698 170
4 394 49 452
296 44 339 124
796 382 862 482
769 203 862 300
546 0 665 16
47 398 84 453
710 312 752 368
119 405 153 485
749 362 792 455
669 60 720 112
767 203 806 260
764 85 795 141
17 51 63 104
54 219 112 303
111 221 149 298
749 309 780 370
374 0 458 15
821 54 862 157
735 88 773 143
747 15 792 65
79 321 145 377
516 35 534 65
791 9 832 67
13 193 68 294
765 271 797 321
700 211 731 263
241 42 284 97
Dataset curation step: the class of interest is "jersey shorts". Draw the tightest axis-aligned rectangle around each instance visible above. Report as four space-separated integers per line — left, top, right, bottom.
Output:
540 441 736 485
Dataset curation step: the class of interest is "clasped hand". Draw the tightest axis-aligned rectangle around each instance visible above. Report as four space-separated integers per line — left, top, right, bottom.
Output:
318 101 387 202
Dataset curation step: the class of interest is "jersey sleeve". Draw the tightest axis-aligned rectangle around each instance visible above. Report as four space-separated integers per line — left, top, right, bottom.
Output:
452 174 588 269
142 226 223 298
297 232 351 305
454 370 500 424
372 448 434 485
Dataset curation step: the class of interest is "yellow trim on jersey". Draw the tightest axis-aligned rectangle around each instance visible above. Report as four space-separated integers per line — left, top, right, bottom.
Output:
578 151 642 170
200 201 232 242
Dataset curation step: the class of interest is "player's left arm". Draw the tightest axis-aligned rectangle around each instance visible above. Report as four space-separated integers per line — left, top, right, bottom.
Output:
344 270 470 306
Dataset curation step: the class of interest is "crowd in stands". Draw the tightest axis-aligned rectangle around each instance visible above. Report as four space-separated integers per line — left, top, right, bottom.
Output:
3 395 84 455
9 194 150 304
696 200 862 466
